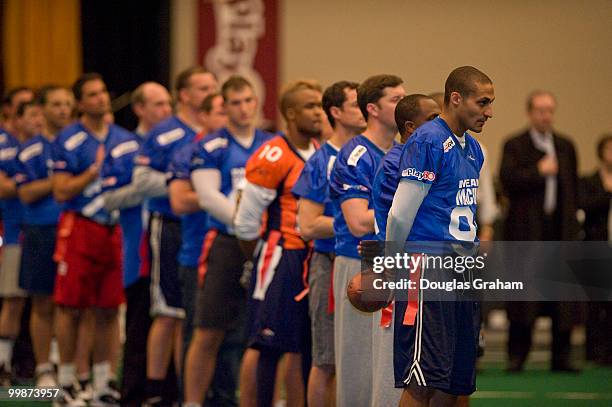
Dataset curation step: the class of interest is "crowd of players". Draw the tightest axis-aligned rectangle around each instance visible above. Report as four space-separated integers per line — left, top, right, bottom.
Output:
0 65 606 407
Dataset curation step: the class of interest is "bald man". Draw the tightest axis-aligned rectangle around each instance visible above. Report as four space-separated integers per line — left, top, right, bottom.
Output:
131 82 173 137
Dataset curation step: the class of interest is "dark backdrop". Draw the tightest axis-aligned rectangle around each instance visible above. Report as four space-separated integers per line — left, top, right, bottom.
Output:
81 0 170 130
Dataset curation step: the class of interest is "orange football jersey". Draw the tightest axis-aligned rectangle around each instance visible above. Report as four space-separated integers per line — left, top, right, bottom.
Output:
245 135 316 250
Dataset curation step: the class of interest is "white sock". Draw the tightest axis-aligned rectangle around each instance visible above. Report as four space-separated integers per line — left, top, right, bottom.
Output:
0 338 15 367
35 362 54 375
58 363 76 387
93 361 111 392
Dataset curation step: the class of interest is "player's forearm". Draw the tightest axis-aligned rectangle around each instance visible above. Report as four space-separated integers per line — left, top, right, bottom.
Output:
345 208 375 238
132 165 168 198
234 181 276 241
52 170 97 203
169 186 200 215
192 169 235 226
301 215 334 241
17 179 52 204
102 182 144 211
0 177 17 199
386 180 430 244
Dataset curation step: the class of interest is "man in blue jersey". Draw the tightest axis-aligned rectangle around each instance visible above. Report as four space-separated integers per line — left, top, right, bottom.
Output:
386 66 493 406
367 94 442 407
183 75 272 407
292 80 365 406
130 66 217 406
13 100 62 388
51 73 135 406
0 102 29 386
99 81 173 407
373 94 441 239
329 74 405 406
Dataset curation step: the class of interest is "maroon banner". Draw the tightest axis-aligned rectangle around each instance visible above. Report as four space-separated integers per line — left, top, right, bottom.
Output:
198 0 278 127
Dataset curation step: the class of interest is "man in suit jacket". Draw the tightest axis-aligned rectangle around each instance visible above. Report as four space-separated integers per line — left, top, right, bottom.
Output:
500 90 580 372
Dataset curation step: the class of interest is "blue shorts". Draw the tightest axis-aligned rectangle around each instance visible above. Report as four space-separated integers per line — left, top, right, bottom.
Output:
19 224 57 295
393 266 480 396
148 213 185 319
247 235 310 354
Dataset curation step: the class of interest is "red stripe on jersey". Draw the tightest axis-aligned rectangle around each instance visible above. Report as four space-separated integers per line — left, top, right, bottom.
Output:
259 230 282 290
198 229 219 286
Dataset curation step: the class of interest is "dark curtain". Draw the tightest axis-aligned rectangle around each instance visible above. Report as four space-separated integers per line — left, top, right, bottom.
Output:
80 0 170 131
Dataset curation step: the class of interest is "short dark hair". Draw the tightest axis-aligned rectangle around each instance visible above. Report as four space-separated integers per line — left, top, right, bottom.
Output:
38 84 69 105
322 81 359 127
72 72 104 101
357 74 403 120
16 100 39 118
200 93 222 114
526 90 556 111
597 133 612 160
175 66 214 93
444 66 492 106
221 75 253 101
3 87 33 106
395 94 431 135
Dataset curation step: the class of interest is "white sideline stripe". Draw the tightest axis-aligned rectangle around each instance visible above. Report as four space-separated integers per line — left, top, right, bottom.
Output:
472 391 535 399
546 392 612 400
473 391 612 400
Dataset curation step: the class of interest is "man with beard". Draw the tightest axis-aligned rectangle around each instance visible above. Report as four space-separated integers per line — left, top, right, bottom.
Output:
235 80 323 407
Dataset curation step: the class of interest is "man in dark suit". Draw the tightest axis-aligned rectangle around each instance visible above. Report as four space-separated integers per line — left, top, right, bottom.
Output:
579 134 612 365
500 90 580 372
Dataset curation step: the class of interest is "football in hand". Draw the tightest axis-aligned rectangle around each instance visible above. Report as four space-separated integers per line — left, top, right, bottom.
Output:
347 269 391 313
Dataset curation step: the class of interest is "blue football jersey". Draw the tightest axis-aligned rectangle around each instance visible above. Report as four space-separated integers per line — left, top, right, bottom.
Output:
101 131 144 287
398 117 484 242
53 122 134 225
373 143 403 241
190 128 273 234
292 141 339 253
0 128 23 244
168 140 208 268
135 116 196 219
330 134 391 259
14 135 61 225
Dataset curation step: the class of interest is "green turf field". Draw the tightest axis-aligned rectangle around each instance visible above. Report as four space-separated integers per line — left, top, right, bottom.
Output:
3 365 612 406
473 364 612 406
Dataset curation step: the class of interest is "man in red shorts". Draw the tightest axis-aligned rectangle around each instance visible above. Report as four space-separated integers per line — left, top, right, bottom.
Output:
52 73 134 406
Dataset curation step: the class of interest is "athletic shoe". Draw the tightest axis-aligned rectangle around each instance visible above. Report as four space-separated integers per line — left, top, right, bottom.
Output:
53 385 87 407
35 368 58 387
77 379 93 403
91 386 121 406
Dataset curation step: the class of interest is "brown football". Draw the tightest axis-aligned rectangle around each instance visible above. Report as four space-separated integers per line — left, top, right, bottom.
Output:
347 270 391 313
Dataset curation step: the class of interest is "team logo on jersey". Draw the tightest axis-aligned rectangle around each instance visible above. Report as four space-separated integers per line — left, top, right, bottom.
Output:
401 167 436 182
19 142 43 162
0 134 6 143
443 137 455 153
65 131 87 151
347 145 367 167
342 183 368 192
204 137 228 153
111 140 139 158
157 128 185 146
0 146 17 160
